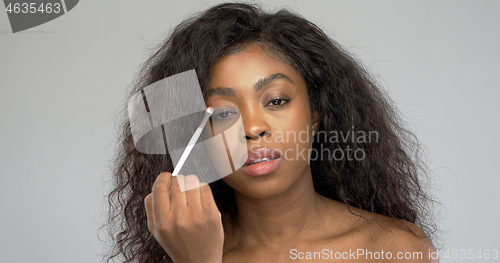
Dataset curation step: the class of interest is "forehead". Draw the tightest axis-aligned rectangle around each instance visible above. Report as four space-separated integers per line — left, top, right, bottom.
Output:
208 43 304 90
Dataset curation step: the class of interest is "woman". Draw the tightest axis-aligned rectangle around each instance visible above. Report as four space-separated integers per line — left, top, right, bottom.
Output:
105 3 438 262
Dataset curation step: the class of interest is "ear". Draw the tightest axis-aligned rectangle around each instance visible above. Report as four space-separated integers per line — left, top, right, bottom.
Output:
312 109 320 136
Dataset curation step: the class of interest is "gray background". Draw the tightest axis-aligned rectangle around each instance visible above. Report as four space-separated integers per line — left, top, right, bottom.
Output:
1 0 498 262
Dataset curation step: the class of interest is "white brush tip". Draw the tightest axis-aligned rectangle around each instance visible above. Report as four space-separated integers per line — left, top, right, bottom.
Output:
206 107 214 115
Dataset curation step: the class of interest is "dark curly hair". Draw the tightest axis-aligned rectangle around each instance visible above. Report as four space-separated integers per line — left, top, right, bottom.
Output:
104 2 437 262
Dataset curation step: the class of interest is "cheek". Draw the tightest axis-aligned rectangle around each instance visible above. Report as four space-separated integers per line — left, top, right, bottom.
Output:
277 104 314 164
205 114 248 178
280 104 313 142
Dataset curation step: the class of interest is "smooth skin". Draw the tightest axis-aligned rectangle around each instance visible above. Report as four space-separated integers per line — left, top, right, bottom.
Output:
145 43 438 262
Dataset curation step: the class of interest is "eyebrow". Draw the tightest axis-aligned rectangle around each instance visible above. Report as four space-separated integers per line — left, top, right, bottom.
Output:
205 73 294 99
254 73 294 93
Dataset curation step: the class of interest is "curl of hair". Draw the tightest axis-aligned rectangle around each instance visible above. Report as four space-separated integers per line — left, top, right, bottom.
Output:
104 3 438 262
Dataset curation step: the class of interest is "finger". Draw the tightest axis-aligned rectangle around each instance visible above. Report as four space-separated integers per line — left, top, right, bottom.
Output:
144 193 154 232
152 172 172 226
200 183 220 214
170 174 187 207
176 174 186 192
184 175 202 209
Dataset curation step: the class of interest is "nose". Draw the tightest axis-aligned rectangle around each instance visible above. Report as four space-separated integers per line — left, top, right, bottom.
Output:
245 130 268 140
241 108 271 141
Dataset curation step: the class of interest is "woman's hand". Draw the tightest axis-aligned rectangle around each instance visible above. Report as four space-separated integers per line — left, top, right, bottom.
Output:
144 172 224 263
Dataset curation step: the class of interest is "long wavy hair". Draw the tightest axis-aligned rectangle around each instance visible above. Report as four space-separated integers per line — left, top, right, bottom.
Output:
104 3 437 262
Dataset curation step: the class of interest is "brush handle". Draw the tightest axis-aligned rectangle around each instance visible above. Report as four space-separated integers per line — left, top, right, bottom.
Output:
172 107 213 176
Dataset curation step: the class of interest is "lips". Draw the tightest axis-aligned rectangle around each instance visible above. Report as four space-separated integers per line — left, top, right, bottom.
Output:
240 147 282 176
243 147 281 166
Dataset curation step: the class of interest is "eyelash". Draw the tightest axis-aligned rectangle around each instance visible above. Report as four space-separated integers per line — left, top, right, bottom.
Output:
266 97 290 108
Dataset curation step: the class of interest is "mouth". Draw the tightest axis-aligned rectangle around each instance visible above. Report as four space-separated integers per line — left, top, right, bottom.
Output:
244 157 278 166
240 147 282 176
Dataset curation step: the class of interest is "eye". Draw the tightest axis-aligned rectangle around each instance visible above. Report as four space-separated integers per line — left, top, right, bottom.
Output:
212 107 238 121
266 97 290 107
216 111 231 118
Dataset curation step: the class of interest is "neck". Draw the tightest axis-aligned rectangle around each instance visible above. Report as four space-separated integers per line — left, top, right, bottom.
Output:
231 168 327 247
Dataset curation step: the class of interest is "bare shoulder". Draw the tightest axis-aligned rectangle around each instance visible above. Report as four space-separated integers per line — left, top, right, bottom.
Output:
372 214 436 256
320 197 438 262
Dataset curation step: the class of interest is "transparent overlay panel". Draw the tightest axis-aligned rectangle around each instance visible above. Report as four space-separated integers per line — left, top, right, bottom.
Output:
128 69 248 191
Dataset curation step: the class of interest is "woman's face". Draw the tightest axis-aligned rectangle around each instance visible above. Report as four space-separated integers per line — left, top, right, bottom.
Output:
205 43 318 199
